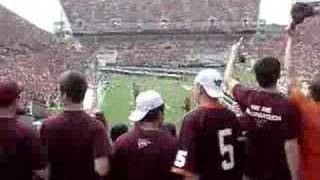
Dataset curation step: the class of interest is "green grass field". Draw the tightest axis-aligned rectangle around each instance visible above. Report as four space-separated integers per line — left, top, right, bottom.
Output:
99 69 255 125
99 74 194 125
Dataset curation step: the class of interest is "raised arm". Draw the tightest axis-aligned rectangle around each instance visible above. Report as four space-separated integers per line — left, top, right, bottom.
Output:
285 26 295 89
224 37 243 92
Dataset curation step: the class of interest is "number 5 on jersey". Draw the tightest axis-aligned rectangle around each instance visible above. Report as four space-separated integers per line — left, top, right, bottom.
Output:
219 128 235 171
174 129 235 171
174 150 188 168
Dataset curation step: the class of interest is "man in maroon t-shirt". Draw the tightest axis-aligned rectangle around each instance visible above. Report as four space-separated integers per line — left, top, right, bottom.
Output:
172 69 242 180
40 71 112 180
0 81 44 180
224 39 301 180
112 90 178 180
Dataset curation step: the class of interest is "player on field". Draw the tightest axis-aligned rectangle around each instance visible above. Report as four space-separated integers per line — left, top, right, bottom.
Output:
40 71 112 180
285 25 320 180
172 69 242 180
111 90 178 180
224 39 301 180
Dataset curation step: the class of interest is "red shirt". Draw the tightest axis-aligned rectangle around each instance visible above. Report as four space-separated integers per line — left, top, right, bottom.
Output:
0 117 44 180
112 126 178 180
41 111 112 180
291 88 320 180
233 84 301 180
172 104 242 180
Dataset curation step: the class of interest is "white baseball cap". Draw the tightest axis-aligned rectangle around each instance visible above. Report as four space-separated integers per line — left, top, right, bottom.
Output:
129 90 164 122
194 69 225 98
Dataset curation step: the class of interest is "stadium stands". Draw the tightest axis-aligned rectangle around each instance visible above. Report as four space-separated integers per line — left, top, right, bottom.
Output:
255 9 320 83
0 4 93 105
60 0 260 66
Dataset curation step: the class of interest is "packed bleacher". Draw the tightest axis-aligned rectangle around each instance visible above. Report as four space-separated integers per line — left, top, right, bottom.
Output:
256 2 320 82
0 4 94 106
0 43 93 106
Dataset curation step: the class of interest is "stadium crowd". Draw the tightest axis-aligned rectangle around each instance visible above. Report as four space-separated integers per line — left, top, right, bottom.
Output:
0 37 93 107
1 2 320 180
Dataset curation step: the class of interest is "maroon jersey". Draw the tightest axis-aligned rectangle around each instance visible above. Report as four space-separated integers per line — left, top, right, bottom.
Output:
112 126 178 180
40 111 112 180
232 84 301 180
0 117 44 180
172 104 242 180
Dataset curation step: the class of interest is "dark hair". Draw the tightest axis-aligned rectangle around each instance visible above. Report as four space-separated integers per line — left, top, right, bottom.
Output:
161 123 177 137
291 2 315 27
310 74 320 102
253 57 281 88
111 124 129 142
141 104 165 123
0 81 21 107
59 71 88 103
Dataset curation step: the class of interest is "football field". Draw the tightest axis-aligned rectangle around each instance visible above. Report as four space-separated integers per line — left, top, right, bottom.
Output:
97 68 255 125
99 74 194 125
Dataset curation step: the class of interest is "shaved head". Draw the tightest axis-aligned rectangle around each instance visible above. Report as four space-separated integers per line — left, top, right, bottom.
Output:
59 71 88 103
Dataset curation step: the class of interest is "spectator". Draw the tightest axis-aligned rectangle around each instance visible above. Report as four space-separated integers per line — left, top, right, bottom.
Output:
161 123 177 137
291 2 315 29
40 71 112 180
111 123 129 142
290 74 320 180
112 90 178 180
0 81 44 180
224 39 301 180
286 29 320 180
172 69 242 180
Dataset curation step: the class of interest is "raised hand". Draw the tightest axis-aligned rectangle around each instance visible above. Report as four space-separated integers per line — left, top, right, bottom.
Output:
231 37 243 53
224 37 244 90
229 37 243 61
287 22 295 37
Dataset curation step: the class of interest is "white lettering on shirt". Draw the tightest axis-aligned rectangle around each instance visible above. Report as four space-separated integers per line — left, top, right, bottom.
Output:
138 138 152 149
246 105 282 122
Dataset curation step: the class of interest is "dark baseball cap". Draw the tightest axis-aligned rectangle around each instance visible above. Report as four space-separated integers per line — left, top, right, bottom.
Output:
0 81 22 106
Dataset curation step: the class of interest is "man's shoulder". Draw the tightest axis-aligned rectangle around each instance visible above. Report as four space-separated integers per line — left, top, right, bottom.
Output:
184 107 205 122
217 107 238 120
43 113 64 125
236 85 289 103
87 116 106 132
233 84 254 93
232 84 257 103
114 132 131 149
43 111 101 125
271 93 296 108
181 107 212 132
165 134 178 148
16 119 38 139
184 106 235 120
159 130 178 143
40 114 64 131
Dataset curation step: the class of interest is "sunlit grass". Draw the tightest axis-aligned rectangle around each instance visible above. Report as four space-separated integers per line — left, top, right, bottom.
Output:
100 74 194 125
